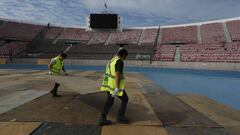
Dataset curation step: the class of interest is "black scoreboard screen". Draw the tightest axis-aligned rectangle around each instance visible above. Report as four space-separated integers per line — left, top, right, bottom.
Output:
90 14 118 29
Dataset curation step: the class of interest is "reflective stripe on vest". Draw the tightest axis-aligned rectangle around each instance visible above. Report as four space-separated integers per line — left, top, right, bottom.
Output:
51 56 63 74
101 56 125 96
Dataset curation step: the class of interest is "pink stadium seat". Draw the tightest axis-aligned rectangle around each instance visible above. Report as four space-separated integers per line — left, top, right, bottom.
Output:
0 22 44 41
161 26 198 44
109 29 142 45
0 42 26 58
180 43 240 62
226 20 240 42
58 28 93 43
201 23 225 44
154 45 176 61
89 32 110 45
141 29 158 45
45 27 63 39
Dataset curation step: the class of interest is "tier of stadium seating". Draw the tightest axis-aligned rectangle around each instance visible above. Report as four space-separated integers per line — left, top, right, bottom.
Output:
154 45 176 61
226 20 240 42
66 44 153 60
20 42 152 60
180 43 240 62
161 26 198 44
0 41 26 58
44 26 63 39
141 29 158 45
201 23 225 44
58 28 93 44
88 32 110 45
66 45 118 59
0 21 44 41
109 29 142 45
21 39 67 58
1 19 239 46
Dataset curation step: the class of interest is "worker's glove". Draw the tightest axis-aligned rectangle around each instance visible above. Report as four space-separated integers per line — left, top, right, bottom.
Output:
111 88 119 98
48 71 53 75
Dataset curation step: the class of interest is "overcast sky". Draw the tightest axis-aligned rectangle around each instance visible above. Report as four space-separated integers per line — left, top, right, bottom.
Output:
0 0 240 27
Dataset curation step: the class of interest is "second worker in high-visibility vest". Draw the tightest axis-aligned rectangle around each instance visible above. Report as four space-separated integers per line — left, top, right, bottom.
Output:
48 53 68 97
99 49 129 126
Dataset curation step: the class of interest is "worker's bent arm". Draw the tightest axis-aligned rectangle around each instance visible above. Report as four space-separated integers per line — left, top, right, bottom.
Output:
62 65 66 73
48 63 53 71
115 71 121 89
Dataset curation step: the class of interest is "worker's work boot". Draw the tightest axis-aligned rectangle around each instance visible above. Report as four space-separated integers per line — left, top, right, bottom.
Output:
50 83 61 97
98 118 112 126
52 92 62 97
117 116 130 124
50 90 61 97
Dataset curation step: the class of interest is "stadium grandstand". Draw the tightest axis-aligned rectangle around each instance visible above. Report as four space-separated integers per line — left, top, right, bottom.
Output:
1 17 240 69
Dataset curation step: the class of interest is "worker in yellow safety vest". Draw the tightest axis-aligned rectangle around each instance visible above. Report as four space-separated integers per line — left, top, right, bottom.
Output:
99 49 130 126
48 53 68 97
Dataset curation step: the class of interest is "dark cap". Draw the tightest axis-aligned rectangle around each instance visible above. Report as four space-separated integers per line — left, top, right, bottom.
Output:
117 49 128 57
60 52 67 59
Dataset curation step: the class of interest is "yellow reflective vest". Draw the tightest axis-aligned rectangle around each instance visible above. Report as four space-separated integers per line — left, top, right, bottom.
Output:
50 56 64 75
101 56 125 96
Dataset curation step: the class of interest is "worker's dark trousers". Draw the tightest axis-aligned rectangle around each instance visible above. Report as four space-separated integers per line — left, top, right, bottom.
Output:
101 91 129 119
51 82 60 94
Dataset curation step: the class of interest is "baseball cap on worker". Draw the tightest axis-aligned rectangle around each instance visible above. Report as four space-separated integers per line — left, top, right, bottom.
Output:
117 49 128 60
60 52 67 59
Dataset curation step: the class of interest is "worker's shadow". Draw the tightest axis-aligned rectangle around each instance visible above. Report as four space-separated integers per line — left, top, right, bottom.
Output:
77 92 161 125
78 92 203 127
